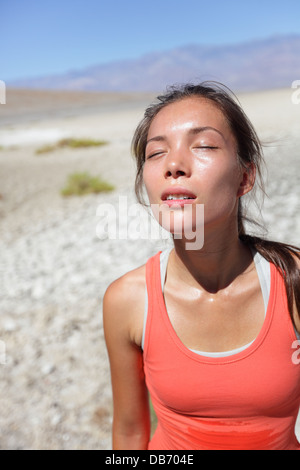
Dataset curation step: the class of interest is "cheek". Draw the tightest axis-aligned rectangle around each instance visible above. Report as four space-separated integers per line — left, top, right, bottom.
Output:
198 161 242 210
142 164 160 202
199 156 240 191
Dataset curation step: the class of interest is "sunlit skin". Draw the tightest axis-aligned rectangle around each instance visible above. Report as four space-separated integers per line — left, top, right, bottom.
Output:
144 97 243 225
143 97 256 293
103 96 300 450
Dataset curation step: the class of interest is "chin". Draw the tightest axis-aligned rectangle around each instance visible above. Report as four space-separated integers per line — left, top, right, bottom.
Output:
151 203 204 244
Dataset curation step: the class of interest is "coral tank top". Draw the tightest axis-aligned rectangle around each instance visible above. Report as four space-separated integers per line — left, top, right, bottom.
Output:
143 251 300 450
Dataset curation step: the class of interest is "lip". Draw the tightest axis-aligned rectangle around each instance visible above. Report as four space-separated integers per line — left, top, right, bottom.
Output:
161 186 197 207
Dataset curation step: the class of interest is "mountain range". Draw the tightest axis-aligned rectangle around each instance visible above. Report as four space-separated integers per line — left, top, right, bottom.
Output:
9 35 300 92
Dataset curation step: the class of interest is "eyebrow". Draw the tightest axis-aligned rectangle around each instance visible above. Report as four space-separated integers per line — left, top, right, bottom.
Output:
146 126 226 145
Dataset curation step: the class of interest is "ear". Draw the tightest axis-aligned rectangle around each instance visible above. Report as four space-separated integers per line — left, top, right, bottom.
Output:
237 163 256 198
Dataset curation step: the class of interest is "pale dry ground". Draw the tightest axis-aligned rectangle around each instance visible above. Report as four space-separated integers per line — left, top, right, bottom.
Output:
0 87 299 449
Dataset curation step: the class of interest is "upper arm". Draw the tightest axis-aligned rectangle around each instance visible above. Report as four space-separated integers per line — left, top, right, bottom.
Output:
103 276 150 449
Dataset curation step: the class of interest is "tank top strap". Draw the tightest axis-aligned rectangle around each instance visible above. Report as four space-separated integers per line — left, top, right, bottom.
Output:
142 251 159 351
142 248 172 351
160 247 173 291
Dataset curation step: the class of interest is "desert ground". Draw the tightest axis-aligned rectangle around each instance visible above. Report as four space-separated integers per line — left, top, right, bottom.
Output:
0 87 299 449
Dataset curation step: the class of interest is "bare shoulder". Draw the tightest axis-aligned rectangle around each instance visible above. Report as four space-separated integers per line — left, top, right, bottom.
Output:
103 263 146 347
103 264 146 311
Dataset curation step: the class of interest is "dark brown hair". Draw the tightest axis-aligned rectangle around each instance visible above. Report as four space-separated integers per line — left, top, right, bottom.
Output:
131 81 300 327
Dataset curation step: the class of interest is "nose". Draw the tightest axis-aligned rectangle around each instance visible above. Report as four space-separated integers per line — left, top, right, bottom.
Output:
164 149 191 179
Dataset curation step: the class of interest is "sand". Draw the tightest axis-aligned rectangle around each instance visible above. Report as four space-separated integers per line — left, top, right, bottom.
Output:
0 87 299 449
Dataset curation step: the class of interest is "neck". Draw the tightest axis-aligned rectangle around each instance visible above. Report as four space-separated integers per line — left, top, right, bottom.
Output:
171 222 252 293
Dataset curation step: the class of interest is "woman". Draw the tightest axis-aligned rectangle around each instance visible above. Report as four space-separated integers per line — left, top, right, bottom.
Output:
103 82 300 450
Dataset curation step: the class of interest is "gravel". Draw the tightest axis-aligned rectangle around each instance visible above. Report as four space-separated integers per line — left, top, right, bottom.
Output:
0 88 299 449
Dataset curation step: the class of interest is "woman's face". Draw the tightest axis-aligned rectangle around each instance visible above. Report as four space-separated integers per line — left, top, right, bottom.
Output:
143 97 254 238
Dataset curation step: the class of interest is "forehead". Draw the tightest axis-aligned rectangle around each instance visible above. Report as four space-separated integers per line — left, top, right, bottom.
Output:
148 97 231 137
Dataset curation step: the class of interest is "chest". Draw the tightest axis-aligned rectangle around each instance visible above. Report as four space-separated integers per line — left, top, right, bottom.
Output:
163 276 265 352
144 254 300 422
146 343 300 419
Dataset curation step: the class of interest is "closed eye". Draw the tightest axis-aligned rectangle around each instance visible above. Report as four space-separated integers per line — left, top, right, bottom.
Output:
146 151 165 159
194 146 218 150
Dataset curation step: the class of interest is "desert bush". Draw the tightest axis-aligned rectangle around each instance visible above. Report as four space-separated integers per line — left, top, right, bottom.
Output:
61 172 114 196
36 138 108 155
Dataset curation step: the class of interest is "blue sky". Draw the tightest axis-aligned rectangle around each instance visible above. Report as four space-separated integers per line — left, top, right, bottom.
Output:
1 0 300 81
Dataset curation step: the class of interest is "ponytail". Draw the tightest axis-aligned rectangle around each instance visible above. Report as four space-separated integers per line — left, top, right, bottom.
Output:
238 207 300 328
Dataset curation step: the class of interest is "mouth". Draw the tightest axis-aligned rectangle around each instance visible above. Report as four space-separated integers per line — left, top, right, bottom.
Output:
164 194 195 201
161 186 197 201
160 188 197 207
